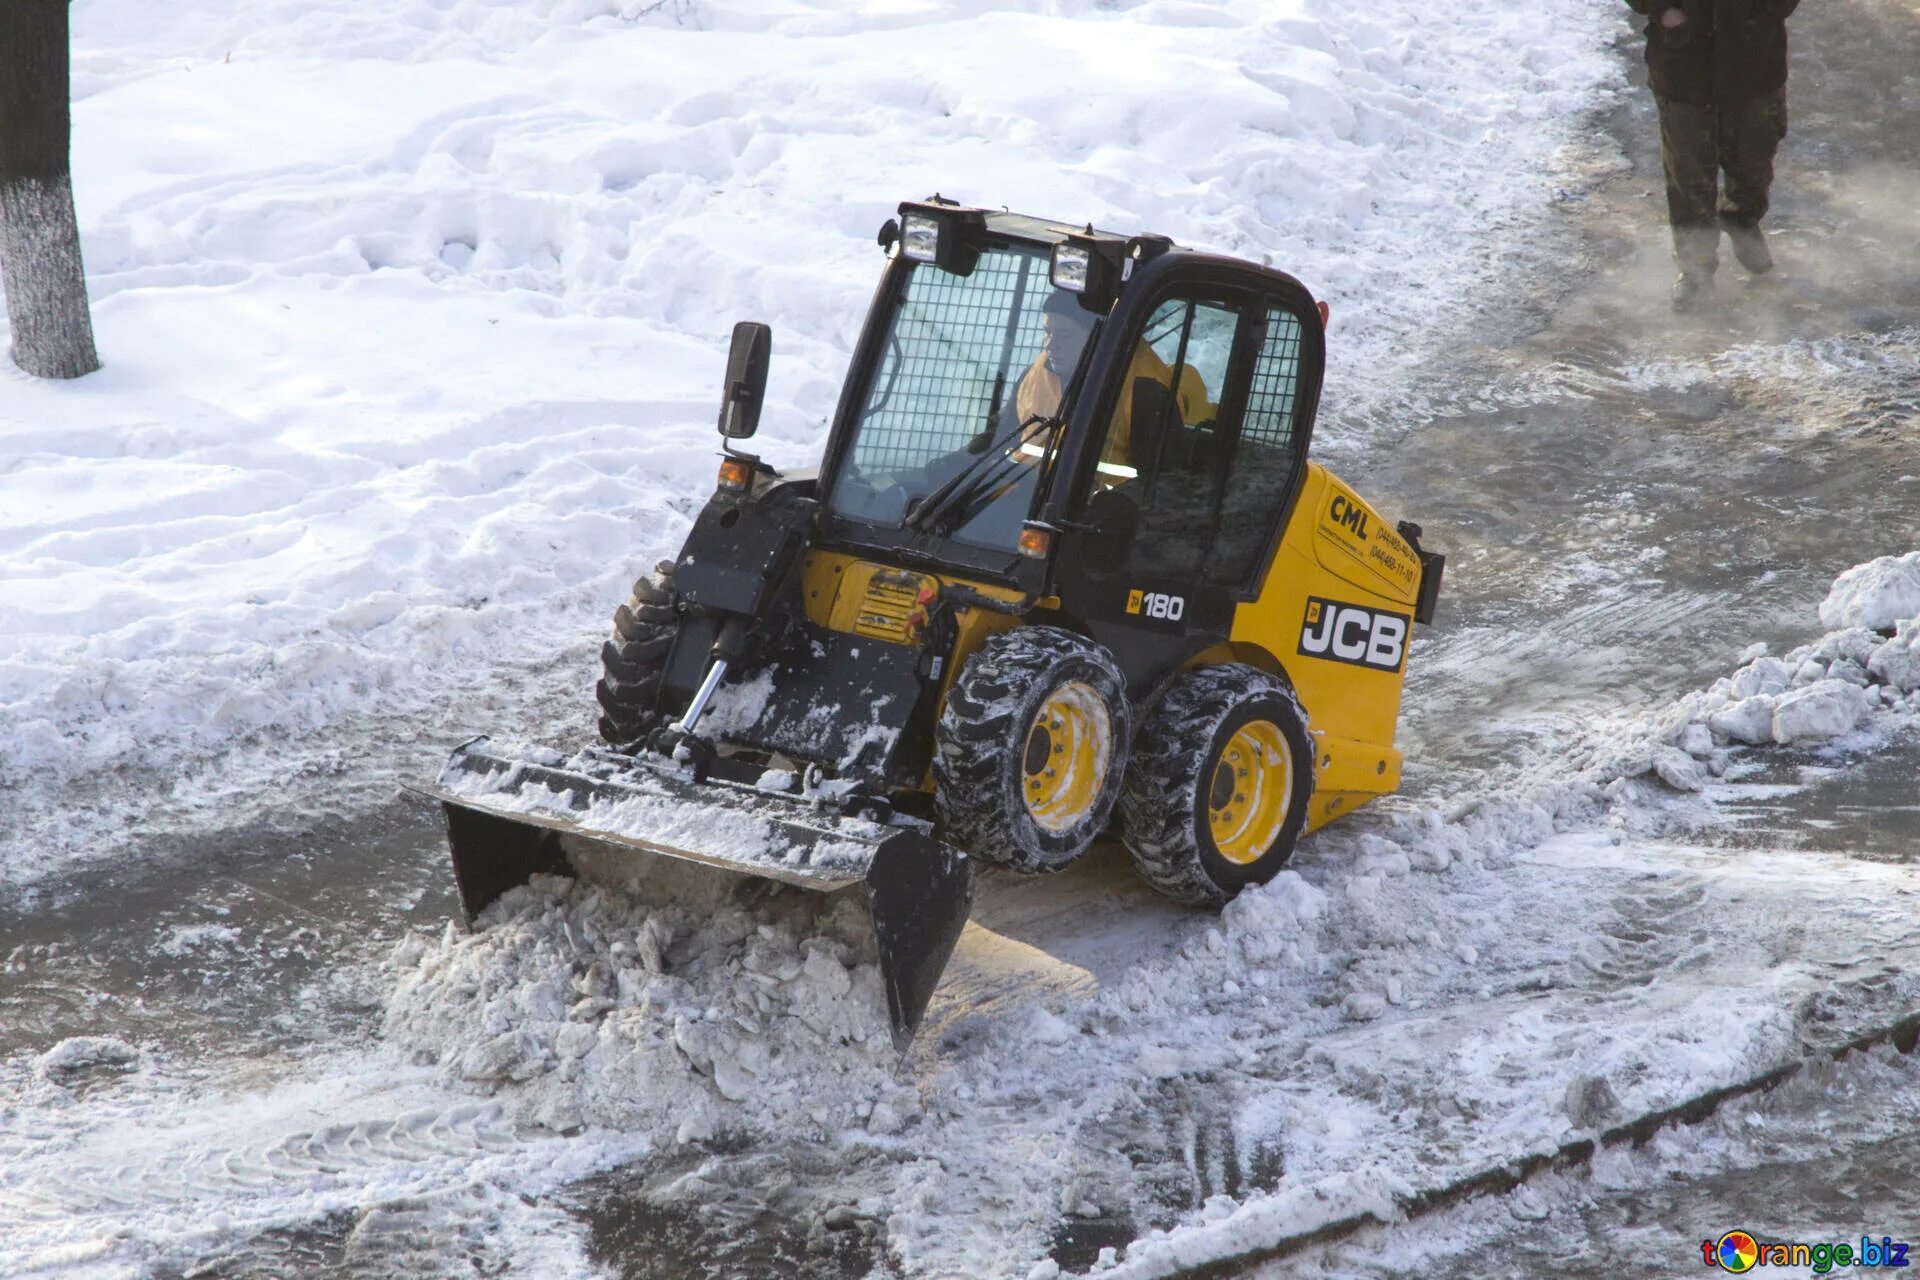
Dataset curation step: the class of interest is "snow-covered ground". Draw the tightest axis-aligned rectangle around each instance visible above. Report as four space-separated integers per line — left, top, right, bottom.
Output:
9 1 1920 1278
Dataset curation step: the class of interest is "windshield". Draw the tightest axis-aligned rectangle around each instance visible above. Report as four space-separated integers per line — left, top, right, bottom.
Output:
827 244 1094 552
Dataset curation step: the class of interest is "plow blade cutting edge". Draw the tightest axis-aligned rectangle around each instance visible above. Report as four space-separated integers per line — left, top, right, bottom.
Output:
405 737 975 1050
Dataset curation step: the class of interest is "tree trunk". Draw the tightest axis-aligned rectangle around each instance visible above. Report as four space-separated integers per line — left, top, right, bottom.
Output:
0 0 100 380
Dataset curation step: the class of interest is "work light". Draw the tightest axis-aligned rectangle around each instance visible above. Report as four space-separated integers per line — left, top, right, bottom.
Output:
902 213 941 264
1050 244 1091 293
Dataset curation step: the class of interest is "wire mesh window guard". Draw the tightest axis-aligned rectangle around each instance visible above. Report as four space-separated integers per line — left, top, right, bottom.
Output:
828 247 1060 550
1208 307 1306 586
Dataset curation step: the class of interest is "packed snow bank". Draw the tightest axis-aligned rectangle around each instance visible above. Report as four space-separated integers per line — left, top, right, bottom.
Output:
3 0 1617 889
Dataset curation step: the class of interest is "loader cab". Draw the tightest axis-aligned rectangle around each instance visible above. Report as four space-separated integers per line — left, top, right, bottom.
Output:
1046 258 1327 664
812 200 1326 626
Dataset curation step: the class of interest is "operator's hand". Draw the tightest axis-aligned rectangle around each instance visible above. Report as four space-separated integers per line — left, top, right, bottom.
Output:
1660 7 1687 27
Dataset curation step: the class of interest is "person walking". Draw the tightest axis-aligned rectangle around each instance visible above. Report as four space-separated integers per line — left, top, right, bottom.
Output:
1626 0 1799 311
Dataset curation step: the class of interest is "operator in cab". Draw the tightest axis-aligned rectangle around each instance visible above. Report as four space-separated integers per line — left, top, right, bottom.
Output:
1008 290 1212 481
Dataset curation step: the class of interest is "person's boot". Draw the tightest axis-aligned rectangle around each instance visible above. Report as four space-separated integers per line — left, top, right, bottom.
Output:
1671 270 1713 313
1670 224 1719 312
1725 222 1773 275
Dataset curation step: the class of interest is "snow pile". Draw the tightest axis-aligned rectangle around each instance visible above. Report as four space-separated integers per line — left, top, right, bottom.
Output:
4 0 1618 889
1819 551 1920 632
384 873 907 1142
1631 554 1920 783
1480 553 1920 809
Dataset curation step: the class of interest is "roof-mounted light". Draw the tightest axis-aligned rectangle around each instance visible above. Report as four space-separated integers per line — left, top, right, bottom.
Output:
894 199 985 277
1049 231 1123 314
1049 244 1091 293
902 213 941 264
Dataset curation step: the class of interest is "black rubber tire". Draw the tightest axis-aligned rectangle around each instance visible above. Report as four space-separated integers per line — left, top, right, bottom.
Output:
595 561 680 745
1122 664 1314 908
933 626 1131 874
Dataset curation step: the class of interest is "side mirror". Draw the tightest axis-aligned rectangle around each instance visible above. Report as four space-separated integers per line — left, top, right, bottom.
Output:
717 321 772 439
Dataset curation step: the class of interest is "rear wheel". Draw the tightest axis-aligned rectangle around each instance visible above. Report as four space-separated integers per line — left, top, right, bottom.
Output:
596 562 680 745
934 627 1130 874
1122 664 1313 907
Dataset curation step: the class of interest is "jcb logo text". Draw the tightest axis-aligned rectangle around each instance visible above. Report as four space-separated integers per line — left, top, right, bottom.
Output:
1299 597 1408 672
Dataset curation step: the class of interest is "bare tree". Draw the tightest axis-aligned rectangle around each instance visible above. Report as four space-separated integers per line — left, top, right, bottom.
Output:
1 0 99 379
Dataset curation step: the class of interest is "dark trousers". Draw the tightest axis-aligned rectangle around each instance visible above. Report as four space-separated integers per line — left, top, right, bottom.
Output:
1655 89 1787 275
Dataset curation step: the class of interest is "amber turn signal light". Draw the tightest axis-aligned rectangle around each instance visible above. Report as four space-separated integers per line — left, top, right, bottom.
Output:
717 458 753 491
1018 526 1052 559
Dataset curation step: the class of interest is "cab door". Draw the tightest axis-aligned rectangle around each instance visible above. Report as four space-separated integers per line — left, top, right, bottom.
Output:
1053 287 1317 697
1052 287 1256 692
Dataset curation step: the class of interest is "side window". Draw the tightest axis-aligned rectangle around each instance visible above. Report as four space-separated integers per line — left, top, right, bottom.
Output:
1097 296 1246 580
1207 307 1307 587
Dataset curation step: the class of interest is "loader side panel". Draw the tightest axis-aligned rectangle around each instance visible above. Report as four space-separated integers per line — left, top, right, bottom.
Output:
796 549 1031 789
699 626 927 785
1227 464 1414 828
674 492 815 616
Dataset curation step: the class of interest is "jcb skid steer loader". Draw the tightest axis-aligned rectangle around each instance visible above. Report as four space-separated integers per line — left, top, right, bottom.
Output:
410 198 1444 1050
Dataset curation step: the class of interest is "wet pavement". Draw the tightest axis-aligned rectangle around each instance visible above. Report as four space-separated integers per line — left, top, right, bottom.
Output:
0 800 452 1066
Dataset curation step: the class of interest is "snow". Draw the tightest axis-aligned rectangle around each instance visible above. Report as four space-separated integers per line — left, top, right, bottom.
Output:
1817 551 1920 632
385 876 899 1139
432 739 896 879
1300 1041 1920 1278
35 1036 139 1084
1630 578 1920 768
0 1047 639 1279
4 0 1615 892
1769 678 1869 745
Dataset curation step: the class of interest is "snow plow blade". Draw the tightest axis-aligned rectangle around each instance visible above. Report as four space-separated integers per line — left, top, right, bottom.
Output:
406 737 975 1050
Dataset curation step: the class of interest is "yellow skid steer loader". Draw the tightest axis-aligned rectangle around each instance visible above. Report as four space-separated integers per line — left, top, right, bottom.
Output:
410 198 1444 1049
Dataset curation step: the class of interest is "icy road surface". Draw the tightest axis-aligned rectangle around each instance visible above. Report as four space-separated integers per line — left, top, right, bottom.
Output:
4 0 1920 1277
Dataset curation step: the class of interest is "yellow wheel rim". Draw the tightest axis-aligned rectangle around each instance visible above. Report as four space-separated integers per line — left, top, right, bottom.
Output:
1022 681 1111 834
1207 720 1292 865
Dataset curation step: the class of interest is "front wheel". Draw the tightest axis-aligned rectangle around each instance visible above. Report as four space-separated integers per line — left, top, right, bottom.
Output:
933 627 1130 874
1122 665 1314 907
